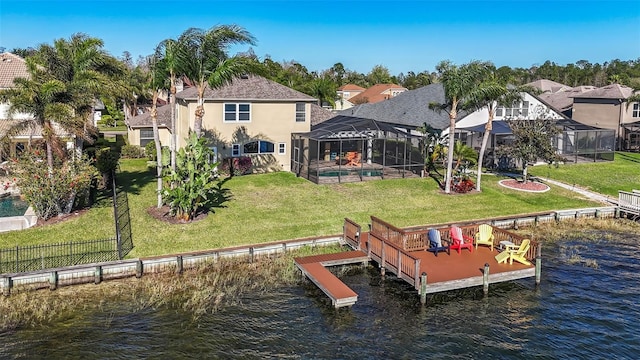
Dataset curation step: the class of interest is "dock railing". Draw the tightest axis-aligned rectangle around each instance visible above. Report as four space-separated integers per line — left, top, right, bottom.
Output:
370 216 426 251
433 224 540 263
343 218 361 250
619 190 640 217
367 230 421 290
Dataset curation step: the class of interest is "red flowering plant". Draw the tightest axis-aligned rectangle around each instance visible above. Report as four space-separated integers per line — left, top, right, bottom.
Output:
12 151 97 220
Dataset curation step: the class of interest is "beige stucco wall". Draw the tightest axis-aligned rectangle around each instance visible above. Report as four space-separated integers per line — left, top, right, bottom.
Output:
572 100 622 130
127 127 171 147
175 100 312 172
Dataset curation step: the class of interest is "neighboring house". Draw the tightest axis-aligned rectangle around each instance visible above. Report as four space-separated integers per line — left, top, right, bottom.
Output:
338 82 614 165
569 84 639 150
526 79 572 94
127 74 333 172
347 83 408 105
335 84 365 111
537 85 597 117
0 52 75 159
125 104 172 147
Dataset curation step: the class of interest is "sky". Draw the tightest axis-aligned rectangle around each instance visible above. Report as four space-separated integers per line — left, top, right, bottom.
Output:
1 0 639 75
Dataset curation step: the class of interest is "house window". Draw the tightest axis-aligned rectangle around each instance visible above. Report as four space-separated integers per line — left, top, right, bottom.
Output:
224 103 251 122
496 107 503 117
139 128 155 146
295 103 306 122
342 91 350 99
231 144 240 156
278 142 286 155
521 101 529 117
633 103 640 118
243 140 275 154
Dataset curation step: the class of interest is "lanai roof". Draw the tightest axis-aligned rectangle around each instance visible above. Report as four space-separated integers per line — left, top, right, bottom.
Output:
299 115 413 140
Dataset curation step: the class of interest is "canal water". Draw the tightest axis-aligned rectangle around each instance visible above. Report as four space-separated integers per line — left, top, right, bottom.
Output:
1 232 639 359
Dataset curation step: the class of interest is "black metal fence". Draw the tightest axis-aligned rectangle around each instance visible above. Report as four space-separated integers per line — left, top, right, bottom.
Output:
0 170 133 274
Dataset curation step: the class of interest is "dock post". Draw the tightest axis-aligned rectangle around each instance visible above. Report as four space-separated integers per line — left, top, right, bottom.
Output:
136 260 143 278
94 265 102 285
535 244 542 287
176 255 183 274
2 277 11 296
49 271 58 291
483 263 490 296
249 247 255 263
420 272 427 305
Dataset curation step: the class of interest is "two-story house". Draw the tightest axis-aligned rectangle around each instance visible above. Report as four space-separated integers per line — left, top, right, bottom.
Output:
569 84 638 150
335 84 365 111
347 83 408 105
127 74 333 172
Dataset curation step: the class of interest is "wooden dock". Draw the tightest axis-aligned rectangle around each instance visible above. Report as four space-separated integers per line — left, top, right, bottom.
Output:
296 217 541 307
294 251 368 308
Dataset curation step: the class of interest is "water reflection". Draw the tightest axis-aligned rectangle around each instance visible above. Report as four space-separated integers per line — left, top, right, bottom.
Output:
1 233 639 359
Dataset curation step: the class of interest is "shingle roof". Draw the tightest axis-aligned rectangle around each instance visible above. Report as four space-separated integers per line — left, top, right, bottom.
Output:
525 79 571 94
571 84 634 99
348 84 407 104
175 74 317 102
0 53 29 88
338 83 459 130
0 119 73 138
538 85 597 112
337 84 366 91
125 104 171 128
310 104 334 126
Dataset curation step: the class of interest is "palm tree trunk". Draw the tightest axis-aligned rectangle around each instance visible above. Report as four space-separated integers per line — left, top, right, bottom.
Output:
170 81 177 171
194 98 204 138
444 113 456 194
44 121 54 173
476 111 494 191
151 97 163 208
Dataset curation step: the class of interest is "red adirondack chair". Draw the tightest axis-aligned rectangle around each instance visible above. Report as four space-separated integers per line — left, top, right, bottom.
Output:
449 226 474 254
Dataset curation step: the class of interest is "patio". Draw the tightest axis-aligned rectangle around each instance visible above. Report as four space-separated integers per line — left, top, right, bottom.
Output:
291 116 424 184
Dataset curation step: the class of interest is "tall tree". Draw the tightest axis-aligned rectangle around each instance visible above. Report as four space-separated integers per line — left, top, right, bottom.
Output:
33 33 125 153
465 72 529 191
148 57 169 208
155 38 186 170
307 75 337 107
0 59 73 170
179 25 256 137
429 60 493 193
500 116 562 181
367 65 393 84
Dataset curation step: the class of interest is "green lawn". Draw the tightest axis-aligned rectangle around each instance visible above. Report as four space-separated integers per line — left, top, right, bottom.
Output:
1 158 601 257
529 152 640 196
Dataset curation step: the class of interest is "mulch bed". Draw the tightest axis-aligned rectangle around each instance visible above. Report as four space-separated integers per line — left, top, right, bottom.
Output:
499 179 550 192
147 205 208 224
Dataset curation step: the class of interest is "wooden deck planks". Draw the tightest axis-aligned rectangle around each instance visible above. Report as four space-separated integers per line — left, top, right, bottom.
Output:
294 250 368 308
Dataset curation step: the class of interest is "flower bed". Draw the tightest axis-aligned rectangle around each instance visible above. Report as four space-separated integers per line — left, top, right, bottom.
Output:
499 179 550 193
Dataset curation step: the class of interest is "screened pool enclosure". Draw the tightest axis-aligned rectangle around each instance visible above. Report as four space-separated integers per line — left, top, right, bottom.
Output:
291 116 424 184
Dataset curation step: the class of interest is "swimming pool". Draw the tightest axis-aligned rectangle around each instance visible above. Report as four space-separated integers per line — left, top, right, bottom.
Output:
0 195 28 217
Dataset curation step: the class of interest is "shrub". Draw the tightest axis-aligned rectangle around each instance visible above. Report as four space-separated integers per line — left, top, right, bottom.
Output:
95 148 120 189
145 141 157 160
163 133 230 221
13 152 97 220
219 156 252 177
120 144 145 159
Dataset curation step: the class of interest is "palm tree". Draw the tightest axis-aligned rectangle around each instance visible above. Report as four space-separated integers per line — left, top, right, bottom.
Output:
33 34 125 153
0 60 73 170
429 60 493 193
452 141 477 173
465 74 529 191
155 38 186 171
148 57 169 208
308 76 337 108
179 25 256 137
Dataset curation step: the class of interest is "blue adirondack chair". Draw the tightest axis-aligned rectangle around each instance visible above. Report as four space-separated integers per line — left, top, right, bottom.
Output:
427 228 450 256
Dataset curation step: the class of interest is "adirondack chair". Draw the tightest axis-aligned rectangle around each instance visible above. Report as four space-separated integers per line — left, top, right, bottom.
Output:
474 224 495 251
426 228 450 256
449 226 474 254
495 239 531 265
